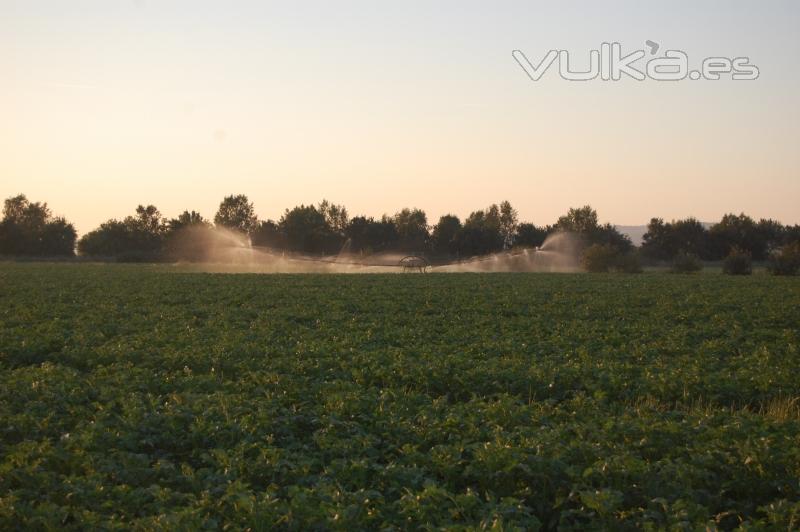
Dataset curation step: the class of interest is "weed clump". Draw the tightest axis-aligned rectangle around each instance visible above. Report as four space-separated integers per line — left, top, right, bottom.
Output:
671 252 703 273
723 246 752 275
767 242 800 276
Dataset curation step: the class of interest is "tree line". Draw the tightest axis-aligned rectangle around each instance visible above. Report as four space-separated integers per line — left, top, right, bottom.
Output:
2 193 799 273
641 216 800 262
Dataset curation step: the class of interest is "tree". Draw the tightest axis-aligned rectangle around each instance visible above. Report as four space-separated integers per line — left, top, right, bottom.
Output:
454 206 504 257
514 223 548 249
756 218 785 257
168 210 211 232
556 205 631 253
214 195 257 234
3 194 50 225
672 218 709 258
251 220 285 249
430 215 462 255
132 205 164 235
78 205 165 260
592 225 633 252
0 195 49 255
641 217 709 261
640 218 670 260
318 200 349 235
499 201 518 250
393 208 428 251
162 211 213 261
279 204 342 254
785 225 800 246
345 216 399 253
40 218 78 256
556 205 599 234
708 213 762 260
0 194 77 256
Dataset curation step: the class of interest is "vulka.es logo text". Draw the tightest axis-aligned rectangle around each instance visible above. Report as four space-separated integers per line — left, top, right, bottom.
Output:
513 42 759 82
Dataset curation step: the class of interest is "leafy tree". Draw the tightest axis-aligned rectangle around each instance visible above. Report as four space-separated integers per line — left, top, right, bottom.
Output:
78 205 165 260
168 210 211 232
640 218 670 260
785 225 800 246
132 205 164 235
162 211 213 261
0 194 77 256
556 205 631 253
593 225 633 252
556 205 599 234
756 218 785 257
279 204 341 254
393 208 428 251
345 216 399 253
40 218 78 256
318 200 349 235
642 217 709 261
251 220 285 249
430 215 462 255
668 218 708 257
3 194 50 225
77 220 127 257
454 206 504 256
514 223 548 249
708 213 763 260
214 194 257 234
498 201 518 250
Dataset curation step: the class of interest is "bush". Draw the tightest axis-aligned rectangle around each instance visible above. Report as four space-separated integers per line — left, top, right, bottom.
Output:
671 252 702 273
767 242 800 276
614 251 643 273
581 244 618 273
723 246 752 275
582 246 642 274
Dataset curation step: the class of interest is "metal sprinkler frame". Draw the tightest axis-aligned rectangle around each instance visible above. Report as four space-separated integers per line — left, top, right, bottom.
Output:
398 254 430 273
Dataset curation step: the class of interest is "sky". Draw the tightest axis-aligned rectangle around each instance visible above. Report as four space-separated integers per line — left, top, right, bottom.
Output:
1 0 799 235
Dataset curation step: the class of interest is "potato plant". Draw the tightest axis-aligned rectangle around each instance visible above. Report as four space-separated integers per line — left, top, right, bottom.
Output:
1 264 799 529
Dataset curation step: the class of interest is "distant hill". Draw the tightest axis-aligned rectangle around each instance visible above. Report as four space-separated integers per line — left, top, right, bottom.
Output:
615 223 714 246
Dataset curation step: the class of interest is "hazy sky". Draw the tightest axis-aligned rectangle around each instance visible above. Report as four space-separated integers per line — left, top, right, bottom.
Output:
2 1 799 234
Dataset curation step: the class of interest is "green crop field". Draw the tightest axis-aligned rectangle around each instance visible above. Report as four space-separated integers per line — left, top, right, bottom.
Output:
1 263 799 530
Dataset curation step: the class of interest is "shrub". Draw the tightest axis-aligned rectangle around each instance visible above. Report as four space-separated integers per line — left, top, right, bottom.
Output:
767 242 800 276
614 251 643 273
723 246 752 275
582 244 618 273
671 252 702 273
